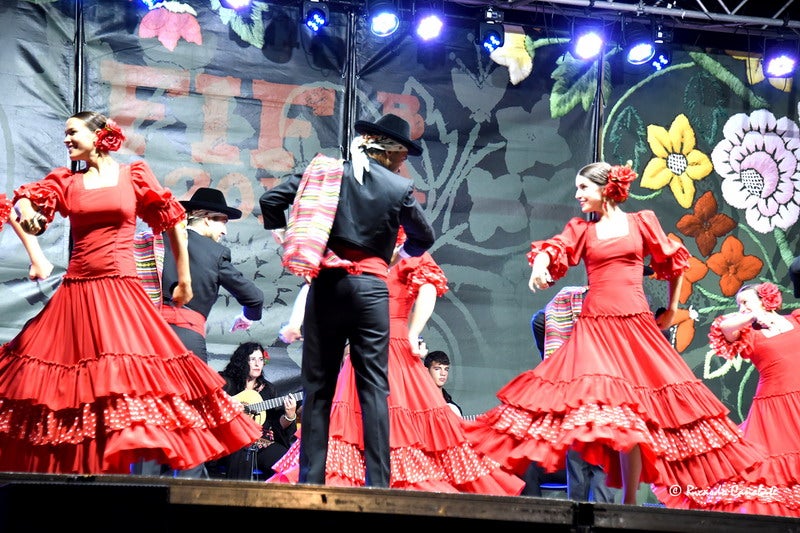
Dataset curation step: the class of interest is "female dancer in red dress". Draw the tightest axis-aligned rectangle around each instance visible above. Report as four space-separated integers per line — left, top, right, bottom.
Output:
687 282 800 517
0 110 261 474
465 161 762 505
269 230 524 495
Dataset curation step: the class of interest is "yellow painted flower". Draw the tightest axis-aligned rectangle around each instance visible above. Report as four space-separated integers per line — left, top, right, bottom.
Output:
490 26 532 86
640 114 713 208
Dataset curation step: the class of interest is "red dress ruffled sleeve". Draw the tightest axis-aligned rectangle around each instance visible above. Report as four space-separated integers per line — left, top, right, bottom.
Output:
635 210 690 280
130 160 186 234
708 314 753 361
404 252 449 298
526 217 588 282
13 167 73 222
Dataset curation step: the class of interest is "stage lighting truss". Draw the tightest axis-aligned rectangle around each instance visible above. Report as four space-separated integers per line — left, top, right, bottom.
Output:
368 0 401 38
302 0 329 33
763 39 799 78
478 7 504 54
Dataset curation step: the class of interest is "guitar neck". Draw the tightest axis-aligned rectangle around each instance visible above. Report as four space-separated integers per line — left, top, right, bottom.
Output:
244 391 303 415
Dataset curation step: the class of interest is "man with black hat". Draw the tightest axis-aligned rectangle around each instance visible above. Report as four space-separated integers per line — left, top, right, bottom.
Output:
259 113 435 487
160 187 264 364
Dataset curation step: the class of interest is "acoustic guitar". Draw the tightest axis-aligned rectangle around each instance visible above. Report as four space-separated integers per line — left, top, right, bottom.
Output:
233 389 304 425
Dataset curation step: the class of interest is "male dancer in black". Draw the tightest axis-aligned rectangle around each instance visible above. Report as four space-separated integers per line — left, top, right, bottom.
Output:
161 187 264 363
259 113 434 487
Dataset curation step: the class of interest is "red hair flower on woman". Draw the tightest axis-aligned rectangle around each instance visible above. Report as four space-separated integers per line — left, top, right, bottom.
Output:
94 119 126 152
757 282 782 311
604 163 638 203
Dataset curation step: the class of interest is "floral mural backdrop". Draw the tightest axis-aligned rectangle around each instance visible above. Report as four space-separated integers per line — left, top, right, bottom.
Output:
0 0 799 456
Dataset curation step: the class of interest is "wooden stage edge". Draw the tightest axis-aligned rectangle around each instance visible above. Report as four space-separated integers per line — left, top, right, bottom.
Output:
1 473 799 533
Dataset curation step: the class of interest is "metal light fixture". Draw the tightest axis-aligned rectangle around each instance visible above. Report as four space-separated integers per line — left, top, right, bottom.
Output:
368 0 400 38
302 0 329 33
478 7 504 54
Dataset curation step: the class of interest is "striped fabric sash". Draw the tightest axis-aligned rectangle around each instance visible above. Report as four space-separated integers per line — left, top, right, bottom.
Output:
543 285 587 358
133 230 165 307
282 153 357 278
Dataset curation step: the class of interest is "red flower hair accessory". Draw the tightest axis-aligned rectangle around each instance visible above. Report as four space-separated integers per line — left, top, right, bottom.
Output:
757 282 782 311
604 163 637 203
95 119 126 152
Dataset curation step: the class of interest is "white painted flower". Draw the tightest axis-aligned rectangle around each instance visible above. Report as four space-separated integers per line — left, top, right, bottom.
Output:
711 109 800 233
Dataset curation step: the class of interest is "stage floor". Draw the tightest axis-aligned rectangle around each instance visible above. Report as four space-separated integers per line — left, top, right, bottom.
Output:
1 473 799 533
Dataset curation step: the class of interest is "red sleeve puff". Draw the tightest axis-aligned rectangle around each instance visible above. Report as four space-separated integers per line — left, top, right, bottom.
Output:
635 210 690 281
526 217 588 283
13 167 73 222
129 160 186 234
405 252 449 298
0 194 11 231
707 314 753 361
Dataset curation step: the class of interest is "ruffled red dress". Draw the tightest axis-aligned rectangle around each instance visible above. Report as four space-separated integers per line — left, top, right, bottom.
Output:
269 253 524 495
0 162 262 474
677 310 800 517
464 211 763 506
0 193 11 231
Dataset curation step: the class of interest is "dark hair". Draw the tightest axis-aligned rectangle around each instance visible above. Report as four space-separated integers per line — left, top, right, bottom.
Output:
219 341 270 394
71 110 109 132
577 161 612 188
424 350 450 368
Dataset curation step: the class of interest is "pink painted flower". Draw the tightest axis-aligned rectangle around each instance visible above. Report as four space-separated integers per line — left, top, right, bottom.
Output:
138 3 202 52
711 109 800 233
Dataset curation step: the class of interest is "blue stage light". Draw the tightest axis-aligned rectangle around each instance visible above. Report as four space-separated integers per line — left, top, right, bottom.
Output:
303 1 329 33
368 0 400 38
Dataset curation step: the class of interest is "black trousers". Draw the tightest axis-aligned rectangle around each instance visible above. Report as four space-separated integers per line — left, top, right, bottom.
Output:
169 324 207 363
298 269 390 487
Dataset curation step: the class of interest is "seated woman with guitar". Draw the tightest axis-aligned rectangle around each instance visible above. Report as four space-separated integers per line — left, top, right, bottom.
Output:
207 342 299 480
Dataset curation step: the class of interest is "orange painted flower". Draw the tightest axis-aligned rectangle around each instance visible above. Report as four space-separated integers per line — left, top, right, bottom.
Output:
706 235 763 296
673 307 697 353
668 233 708 303
675 191 736 257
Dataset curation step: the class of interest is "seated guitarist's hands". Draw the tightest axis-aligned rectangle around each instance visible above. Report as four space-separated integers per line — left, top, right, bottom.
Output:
281 394 298 426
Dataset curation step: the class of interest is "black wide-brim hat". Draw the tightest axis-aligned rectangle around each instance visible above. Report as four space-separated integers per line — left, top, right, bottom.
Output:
180 187 242 220
354 113 423 156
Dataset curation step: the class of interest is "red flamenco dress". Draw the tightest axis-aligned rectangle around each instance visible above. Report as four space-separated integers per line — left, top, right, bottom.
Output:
0 162 262 474
0 193 12 231
677 311 800 517
269 252 524 495
464 210 762 505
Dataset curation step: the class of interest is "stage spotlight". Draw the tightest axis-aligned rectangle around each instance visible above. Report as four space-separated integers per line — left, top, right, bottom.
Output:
220 0 252 9
302 1 329 33
415 12 444 41
763 39 798 78
624 22 655 65
572 27 604 60
478 7 504 54
651 49 671 71
368 0 400 38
